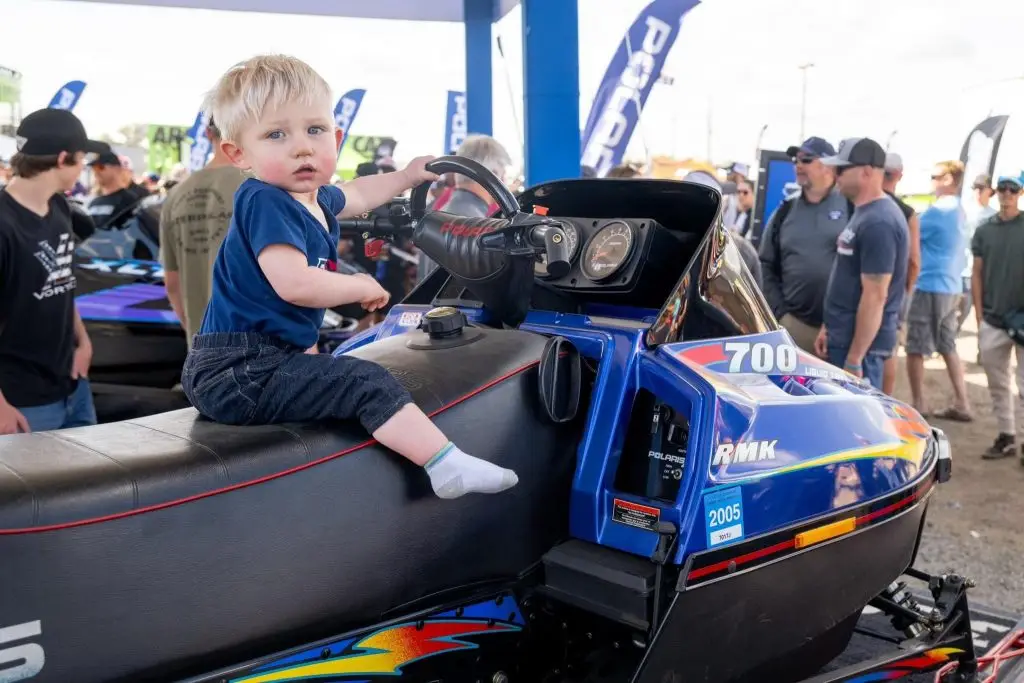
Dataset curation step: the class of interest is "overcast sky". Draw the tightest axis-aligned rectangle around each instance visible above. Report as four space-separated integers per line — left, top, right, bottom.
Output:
2 0 1024 190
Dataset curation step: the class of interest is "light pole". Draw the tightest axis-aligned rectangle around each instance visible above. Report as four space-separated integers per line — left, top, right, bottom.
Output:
798 63 815 141
755 123 768 159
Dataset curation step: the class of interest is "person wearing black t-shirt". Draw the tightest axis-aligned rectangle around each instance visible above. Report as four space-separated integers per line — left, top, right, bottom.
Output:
882 152 921 396
86 151 150 229
0 108 106 434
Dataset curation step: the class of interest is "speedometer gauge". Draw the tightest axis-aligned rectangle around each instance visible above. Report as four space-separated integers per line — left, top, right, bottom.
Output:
581 221 635 282
534 222 580 278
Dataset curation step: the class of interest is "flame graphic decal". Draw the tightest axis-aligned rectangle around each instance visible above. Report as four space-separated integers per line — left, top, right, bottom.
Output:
889 404 931 444
846 647 964 682
235 620 519 682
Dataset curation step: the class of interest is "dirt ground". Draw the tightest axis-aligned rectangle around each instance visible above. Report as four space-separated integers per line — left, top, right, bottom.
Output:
893 316 1024 614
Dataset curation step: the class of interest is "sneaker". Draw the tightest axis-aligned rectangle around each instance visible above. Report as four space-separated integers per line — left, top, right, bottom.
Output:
982 433 1016 459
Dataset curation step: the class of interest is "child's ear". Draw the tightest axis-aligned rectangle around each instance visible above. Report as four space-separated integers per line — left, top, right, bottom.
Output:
221 140 249 170
335 128 344 153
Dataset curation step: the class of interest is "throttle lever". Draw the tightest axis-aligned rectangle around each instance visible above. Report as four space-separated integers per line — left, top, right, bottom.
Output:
529 224 572 278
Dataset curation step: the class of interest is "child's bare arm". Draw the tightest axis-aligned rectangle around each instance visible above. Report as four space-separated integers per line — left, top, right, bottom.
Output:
258 244 383 308
338 156 439 218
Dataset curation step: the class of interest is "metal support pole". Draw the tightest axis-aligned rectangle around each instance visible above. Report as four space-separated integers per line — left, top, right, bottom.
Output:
798 63 814 141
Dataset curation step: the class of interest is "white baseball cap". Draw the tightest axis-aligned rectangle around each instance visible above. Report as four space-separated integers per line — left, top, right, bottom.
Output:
884 152 903 172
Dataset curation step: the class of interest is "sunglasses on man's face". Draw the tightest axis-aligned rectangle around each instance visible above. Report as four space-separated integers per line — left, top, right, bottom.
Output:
996 184 1021 194
794 156 817 165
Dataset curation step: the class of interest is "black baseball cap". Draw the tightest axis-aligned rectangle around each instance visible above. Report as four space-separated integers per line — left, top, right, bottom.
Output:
355 161 381 178
15 108 108 157
820 138 886 169
785 136 835 159
87 151 122 167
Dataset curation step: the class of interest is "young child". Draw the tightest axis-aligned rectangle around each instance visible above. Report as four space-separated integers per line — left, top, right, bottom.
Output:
182 55 518 499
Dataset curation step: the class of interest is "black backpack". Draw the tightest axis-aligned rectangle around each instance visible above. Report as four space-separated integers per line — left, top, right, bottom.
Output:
1004 310 1024 347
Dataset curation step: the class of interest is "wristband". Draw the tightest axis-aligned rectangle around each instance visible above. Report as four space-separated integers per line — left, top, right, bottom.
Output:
844 361 862 371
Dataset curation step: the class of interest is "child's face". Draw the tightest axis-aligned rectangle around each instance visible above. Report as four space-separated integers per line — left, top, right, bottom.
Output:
226 99 341 194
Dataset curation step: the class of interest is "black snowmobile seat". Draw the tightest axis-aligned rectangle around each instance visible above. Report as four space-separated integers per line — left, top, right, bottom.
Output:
0 329 580 683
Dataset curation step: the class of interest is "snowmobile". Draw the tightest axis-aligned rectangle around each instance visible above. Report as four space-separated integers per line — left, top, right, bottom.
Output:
0 157 987 682
70 194 361 395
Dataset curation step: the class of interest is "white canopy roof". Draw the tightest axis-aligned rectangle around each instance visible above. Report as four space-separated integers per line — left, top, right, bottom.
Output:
67 0 520 22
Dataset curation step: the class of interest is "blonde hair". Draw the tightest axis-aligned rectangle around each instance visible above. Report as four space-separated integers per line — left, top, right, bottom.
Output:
204 54 333 141
935 159 966 186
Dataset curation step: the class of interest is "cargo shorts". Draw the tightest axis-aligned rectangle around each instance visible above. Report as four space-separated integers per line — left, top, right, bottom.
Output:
905 291 960 356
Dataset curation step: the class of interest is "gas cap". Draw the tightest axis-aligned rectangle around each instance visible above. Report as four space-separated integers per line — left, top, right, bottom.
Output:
407 306 484 350
419 306 467 339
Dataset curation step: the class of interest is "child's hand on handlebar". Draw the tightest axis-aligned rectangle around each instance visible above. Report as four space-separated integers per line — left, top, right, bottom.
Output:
402 156 440 186
352 273 391 311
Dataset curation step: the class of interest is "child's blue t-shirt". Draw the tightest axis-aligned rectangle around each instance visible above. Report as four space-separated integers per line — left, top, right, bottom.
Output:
198 178 345 349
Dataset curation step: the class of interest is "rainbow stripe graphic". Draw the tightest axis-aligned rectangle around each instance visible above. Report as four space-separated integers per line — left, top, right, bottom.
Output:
845 647 964 681
233 619 520 682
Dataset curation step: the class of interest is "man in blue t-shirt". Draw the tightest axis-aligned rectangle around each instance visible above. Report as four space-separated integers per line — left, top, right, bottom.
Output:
814 138 908 391
904 160 972 420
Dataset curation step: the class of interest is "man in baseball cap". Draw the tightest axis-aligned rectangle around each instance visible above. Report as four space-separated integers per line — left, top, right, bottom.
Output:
13 108 108 158
758 135 851 355
972 171 1024 459
0 107 103 433
880 151 921 396
815 137 909 391
86 150 151 230
961 173 997 327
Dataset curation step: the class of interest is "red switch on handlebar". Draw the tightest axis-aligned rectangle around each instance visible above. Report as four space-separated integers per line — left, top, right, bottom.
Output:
365 239 385 258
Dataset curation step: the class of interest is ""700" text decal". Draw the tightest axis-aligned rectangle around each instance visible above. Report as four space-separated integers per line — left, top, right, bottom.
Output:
724 341 798 374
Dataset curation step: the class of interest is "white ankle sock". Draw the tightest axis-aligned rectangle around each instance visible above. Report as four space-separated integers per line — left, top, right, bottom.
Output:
425 443 519 499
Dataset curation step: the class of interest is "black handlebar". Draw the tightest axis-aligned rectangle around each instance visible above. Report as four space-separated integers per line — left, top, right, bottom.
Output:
336 198 415 237
337 155 570 279
336 216 411 235
409 156 520 220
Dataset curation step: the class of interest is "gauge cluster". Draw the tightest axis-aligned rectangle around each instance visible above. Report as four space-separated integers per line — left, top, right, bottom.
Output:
581 220 636 282
534 217 652 291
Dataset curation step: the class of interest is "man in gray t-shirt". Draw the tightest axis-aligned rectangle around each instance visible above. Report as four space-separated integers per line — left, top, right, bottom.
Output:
759 136 851 353
817 138 908 391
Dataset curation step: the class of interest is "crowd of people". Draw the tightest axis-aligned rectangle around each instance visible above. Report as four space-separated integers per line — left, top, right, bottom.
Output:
744 134 1024 461
0 74 1021 468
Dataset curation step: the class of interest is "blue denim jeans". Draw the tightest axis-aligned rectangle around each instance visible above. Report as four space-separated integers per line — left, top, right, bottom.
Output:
182 332 412 432
18 379 97 432
827 346 887 390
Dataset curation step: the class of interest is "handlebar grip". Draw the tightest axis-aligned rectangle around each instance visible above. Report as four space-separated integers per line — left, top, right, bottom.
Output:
423 156 520 218
336 219 373 232
531 225 572 279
